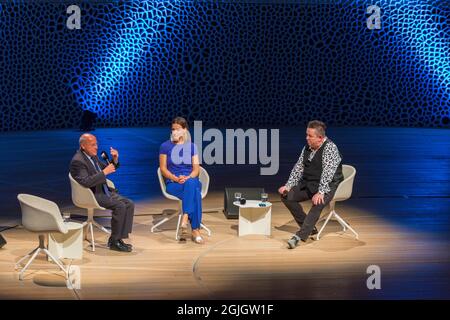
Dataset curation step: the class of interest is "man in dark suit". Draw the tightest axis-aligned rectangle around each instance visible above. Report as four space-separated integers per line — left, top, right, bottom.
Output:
70 133 134 252
278 120 344 249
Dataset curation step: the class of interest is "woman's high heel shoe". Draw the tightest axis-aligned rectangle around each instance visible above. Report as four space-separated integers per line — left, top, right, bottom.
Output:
192 235 204 244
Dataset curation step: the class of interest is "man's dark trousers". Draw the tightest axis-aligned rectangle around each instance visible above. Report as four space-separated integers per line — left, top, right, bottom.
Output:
96 192 134 240
281 185 336 241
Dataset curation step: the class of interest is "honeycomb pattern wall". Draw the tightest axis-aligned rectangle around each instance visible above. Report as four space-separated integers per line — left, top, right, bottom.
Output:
0 0 448 131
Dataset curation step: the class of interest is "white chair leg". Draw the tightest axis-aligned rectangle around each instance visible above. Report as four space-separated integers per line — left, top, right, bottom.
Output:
89 222 95 252
151 217 170 233
83 222 95 251
92 220 111 234
43 248 68 278
175 213 183 240
83 209 110 251
334 209 347 231
151 204 182 233
15 247 39 269
19 248 41 281
317 204 331 223
84 223 89 240
334 213 359 239
200 223 212 237
18 233 69 281
316 210 334 240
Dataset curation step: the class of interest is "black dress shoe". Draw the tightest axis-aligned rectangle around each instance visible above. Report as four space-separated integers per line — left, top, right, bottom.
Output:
108 237 132 249
109 240 132 252
118 239 132 249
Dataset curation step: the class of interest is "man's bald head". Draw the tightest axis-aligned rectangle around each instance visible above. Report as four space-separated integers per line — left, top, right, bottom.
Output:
79 133 98 157
79 133 95 145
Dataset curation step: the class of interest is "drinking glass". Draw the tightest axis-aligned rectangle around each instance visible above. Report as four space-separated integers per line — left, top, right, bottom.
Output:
261 193 268 203
62 212 71 222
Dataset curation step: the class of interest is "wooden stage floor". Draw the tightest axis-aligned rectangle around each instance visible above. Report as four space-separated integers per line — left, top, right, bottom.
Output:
0 127 449 299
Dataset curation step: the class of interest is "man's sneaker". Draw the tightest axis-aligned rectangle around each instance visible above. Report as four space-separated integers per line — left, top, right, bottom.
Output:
287 235 301 249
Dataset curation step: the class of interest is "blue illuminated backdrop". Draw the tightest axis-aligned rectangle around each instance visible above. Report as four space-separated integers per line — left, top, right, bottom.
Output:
0 0 448 131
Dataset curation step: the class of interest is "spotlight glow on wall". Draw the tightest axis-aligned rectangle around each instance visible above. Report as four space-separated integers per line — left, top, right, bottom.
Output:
378 0 449 99
75 1 188 116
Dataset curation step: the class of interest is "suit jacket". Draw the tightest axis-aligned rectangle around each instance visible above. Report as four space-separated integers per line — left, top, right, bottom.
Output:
69 149 119 196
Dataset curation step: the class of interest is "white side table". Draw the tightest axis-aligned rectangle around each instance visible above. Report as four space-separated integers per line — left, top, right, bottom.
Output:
48 222 84 260
234 200 272 236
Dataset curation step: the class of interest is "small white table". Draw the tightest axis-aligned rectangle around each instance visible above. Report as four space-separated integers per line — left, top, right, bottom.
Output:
48 222 84 260
234 200 272 236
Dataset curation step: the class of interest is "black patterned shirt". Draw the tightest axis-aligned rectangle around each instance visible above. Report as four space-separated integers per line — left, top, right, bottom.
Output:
285 138 342 194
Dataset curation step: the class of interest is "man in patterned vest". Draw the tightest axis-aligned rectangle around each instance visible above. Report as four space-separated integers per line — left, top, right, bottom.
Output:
278 120 344 249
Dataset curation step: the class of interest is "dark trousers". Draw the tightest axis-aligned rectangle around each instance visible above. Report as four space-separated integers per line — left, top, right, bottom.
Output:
96 192 134 240
281 185 335 241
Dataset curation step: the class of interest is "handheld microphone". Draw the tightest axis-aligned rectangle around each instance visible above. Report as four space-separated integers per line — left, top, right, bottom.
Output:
100 151 110 164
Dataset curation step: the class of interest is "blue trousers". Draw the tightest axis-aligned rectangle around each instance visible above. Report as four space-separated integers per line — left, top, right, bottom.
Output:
166 178 202 229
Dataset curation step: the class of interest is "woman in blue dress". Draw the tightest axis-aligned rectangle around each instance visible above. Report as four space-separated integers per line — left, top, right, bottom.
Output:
159 117 204 243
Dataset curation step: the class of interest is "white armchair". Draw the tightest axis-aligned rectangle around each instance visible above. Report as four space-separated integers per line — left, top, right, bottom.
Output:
69 173 114 251
16 194 82 280
152 167 212 240
316 164 358 240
